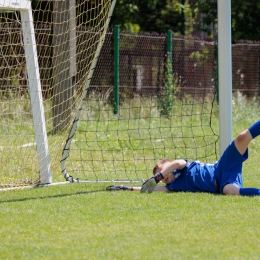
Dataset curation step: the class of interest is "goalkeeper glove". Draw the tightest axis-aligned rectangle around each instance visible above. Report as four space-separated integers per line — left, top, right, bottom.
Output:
141 172 164 193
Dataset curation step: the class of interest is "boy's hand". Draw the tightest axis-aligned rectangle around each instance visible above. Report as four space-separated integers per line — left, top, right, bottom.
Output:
141 177 157 193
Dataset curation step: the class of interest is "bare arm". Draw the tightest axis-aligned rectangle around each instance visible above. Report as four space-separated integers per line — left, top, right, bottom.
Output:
160 159 186 178
107 160 186 193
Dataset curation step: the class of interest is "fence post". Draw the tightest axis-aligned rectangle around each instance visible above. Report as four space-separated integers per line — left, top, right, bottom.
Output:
180 0 186 98
167 29 173 105
167 30 173 68
114 25 119 115
159 29 174 116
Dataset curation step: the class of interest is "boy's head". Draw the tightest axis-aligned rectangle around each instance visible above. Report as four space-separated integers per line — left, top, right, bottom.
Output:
153 158 171 175
153 158 175 184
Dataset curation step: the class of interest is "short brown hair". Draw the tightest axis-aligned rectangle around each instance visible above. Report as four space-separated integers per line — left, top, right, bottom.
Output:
153 158 171 175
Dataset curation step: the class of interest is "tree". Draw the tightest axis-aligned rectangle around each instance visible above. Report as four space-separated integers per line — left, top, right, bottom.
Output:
231 1 260 42
110 0 195 34
111 0 260 42
189 0 260 42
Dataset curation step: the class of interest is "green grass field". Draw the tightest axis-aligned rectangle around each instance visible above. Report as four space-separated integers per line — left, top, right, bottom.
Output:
1 95 260 259
0 182 260 259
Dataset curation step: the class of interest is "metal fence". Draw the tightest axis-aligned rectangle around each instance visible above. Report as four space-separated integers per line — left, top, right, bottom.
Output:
0 23 260 99
90 31 217 99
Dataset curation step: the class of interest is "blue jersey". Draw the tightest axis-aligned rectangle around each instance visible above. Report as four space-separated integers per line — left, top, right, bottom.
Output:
165 161 217 193
165 141 248 194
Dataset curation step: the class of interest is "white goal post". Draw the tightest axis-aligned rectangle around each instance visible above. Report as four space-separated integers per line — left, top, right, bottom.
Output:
217 0 233 155
0 0 51 184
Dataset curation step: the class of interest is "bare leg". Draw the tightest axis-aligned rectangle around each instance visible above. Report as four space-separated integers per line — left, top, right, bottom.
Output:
223 129 253 195
224 124 260 196
234 129 253 155
223 184 240 195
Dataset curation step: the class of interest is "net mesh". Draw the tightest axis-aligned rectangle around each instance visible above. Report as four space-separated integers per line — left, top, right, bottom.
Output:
64 32 219 182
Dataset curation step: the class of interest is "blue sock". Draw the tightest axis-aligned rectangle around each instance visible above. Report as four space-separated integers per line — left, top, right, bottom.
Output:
239 188 260 196
248 120 260 139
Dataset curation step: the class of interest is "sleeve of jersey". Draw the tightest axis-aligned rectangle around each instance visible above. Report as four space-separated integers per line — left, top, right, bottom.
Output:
165 165 188 191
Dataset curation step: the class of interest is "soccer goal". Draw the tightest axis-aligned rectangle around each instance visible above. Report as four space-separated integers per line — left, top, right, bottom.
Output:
0 0 231 189
0 0 117 189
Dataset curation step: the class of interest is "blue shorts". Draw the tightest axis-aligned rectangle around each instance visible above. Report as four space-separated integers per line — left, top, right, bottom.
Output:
214 141 248 194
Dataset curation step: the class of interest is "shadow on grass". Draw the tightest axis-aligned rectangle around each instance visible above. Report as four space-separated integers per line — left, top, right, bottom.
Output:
0 186 107 204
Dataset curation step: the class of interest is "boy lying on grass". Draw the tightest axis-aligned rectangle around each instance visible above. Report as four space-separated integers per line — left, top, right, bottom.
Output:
107 120 260 196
